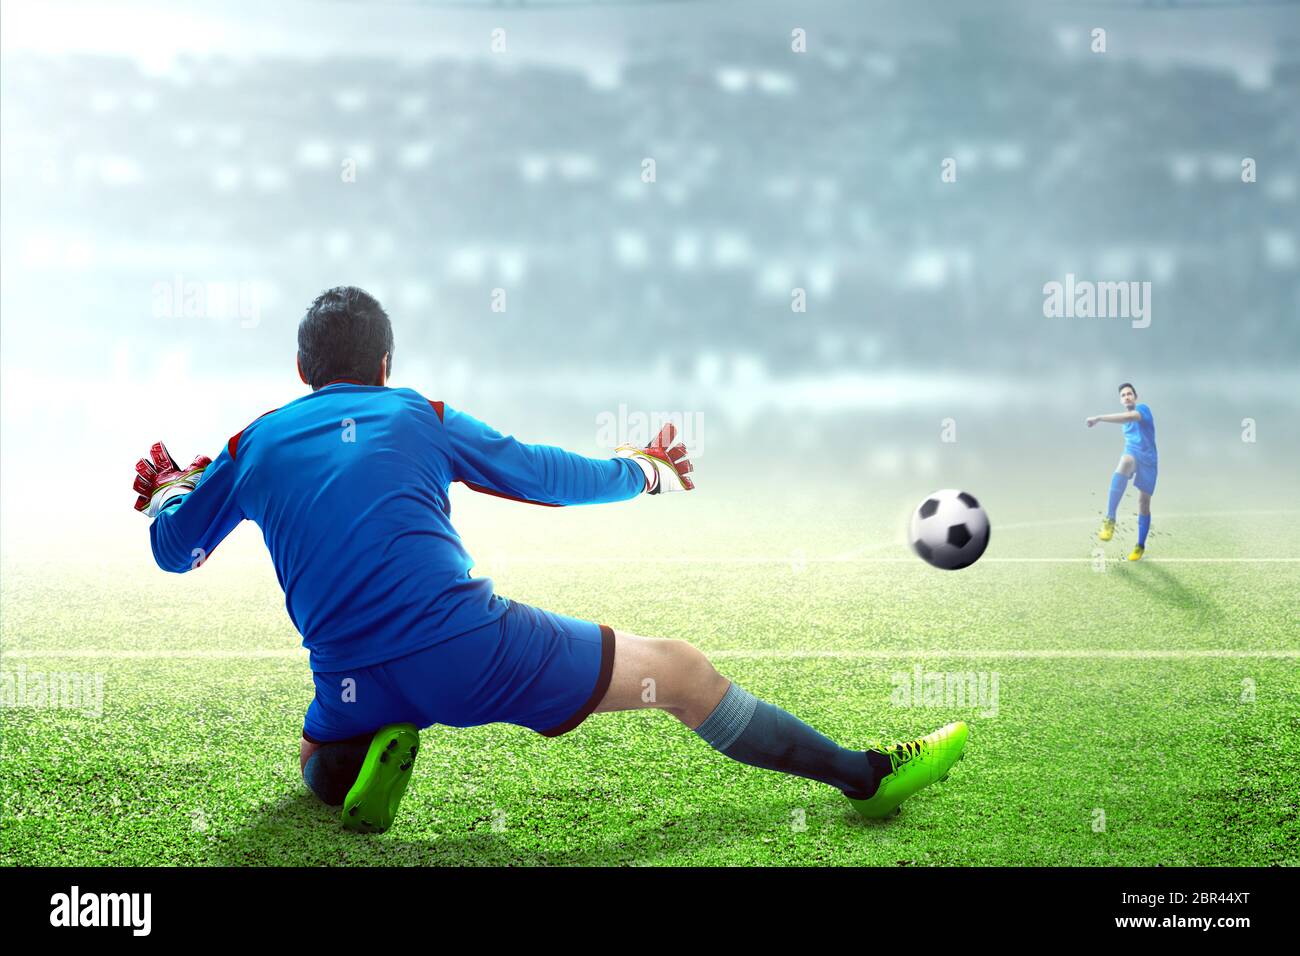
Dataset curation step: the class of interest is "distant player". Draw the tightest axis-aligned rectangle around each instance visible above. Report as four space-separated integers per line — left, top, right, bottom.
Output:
131 287 967 833
1087 382 1157 561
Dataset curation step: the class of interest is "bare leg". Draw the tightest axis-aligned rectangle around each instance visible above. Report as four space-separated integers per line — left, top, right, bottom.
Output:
593 629 889 798
594 631 730 728
1138 490 1151 516
300 736 321 774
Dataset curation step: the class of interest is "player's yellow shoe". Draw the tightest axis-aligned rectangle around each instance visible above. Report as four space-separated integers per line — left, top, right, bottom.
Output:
1127 545 1145 561
846 721 968 819
1098 518 1115 541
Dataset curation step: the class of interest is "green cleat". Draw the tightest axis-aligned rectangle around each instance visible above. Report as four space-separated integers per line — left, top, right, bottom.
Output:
847 721 969 820
341 723 420 833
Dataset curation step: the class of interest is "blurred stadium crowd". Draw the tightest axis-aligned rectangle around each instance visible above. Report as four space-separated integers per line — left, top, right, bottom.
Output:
1 21 1297 476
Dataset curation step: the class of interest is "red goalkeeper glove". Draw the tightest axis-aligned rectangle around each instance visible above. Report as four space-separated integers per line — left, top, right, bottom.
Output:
133 442 212 517
615 422 695 494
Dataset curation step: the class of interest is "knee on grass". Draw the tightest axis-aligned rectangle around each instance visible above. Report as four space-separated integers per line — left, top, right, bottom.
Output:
301 736 371 806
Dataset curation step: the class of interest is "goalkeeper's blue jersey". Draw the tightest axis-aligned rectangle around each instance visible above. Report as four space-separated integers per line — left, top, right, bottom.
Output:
149 382 644 670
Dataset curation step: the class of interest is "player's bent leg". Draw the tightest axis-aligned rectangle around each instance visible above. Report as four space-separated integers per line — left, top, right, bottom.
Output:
298 651 439 832
301 735 322 774
1102 454 1136 539
300 724 421 833
339 723 419 833
301 732 372 805
593 630 966 815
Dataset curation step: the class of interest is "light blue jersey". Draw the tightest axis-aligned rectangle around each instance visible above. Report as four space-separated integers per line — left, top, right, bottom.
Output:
1123 403 1157 464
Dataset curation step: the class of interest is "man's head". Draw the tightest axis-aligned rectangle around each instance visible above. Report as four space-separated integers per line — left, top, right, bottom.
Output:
1118 382 1138 409
297 287 393 390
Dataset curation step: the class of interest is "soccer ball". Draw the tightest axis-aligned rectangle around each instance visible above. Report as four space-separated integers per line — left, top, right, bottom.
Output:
910 489 990 570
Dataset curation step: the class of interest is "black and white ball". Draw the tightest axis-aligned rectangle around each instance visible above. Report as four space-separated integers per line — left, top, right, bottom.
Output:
910 489 990 570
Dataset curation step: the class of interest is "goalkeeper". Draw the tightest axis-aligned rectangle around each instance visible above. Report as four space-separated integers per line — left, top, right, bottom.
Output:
132 286 966 832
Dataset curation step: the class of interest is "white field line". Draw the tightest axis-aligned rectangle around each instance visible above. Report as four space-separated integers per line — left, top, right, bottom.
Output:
826 509 1300 561
472 556 1300 564
1 649 310 660
991 509 1300 532
2 648 1296 660
711 649 1300 660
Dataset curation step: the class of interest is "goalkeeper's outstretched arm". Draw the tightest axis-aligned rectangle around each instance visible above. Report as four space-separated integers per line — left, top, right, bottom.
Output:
134 442 244 572
441 405 693 506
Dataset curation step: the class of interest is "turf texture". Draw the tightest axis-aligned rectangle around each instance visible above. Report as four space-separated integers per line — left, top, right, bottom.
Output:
2 504 1297 866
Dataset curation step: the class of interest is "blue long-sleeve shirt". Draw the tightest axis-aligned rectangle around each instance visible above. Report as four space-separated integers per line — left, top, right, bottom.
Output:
150 382 645 670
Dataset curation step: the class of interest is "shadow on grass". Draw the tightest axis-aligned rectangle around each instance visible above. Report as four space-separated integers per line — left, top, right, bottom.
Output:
1113 561 1220 625
209 788 896 866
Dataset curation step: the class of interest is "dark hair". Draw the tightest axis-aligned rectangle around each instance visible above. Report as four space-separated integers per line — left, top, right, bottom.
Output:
1118 382 1137 396
297 287 393 390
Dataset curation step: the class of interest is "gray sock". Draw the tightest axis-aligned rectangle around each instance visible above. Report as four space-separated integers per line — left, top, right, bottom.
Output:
694 683 886 799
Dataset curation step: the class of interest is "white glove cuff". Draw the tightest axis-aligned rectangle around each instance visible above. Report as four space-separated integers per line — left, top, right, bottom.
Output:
148 483 192 518
632 456 659 493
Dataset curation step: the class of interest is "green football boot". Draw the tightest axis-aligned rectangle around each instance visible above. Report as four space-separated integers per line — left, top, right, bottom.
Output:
847 721 968 820
341 723 420 833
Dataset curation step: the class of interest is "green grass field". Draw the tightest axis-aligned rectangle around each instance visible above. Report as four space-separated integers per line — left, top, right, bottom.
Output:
2 498 1297 866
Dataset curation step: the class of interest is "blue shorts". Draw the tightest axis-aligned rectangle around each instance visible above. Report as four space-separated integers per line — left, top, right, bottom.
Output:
1132 457 1158 495
303 600 615 743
